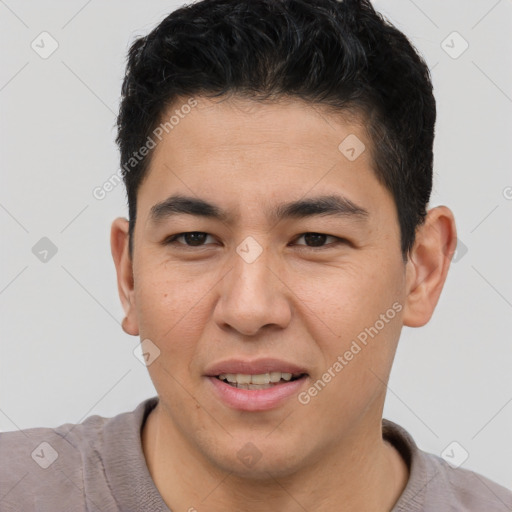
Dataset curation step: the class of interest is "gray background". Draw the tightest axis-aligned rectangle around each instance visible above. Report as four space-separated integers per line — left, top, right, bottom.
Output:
1 0 511 490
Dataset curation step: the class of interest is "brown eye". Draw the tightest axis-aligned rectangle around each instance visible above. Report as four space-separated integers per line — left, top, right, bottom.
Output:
165 232 214 247
294 232 342 248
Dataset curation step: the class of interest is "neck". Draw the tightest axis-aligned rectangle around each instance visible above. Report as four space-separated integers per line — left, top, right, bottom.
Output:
142 404 409 512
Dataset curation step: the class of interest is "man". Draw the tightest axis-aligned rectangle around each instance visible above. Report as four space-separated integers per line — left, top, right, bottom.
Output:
1 0 511 510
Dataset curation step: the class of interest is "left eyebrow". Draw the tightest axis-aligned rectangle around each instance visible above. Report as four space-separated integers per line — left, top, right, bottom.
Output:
272 194 369 223
148 193 370 226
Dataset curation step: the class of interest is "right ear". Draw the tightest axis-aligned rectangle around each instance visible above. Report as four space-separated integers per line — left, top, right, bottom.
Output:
110 217 139 336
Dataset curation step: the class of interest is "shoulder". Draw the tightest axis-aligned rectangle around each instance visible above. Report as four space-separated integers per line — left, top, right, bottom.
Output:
0 397 158 511
383 419 512 512
0 413 110 511
420 450 512 511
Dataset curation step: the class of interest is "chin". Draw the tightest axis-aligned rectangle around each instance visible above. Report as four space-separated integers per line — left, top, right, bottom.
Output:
203 435 311 480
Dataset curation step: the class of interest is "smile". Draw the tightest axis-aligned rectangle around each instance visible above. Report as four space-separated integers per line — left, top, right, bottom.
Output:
216 372 304 389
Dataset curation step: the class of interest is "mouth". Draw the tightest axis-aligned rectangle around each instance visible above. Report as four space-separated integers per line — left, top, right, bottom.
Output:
204 358 310 411
215 371 307 390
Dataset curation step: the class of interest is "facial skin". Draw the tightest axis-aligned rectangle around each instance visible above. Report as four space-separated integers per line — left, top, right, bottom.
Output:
111 96 457 511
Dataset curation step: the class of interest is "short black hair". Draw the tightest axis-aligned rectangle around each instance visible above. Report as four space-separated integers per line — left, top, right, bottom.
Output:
116 0 436 261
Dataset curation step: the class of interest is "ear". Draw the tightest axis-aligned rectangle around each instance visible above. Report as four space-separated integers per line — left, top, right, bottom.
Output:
111 217 139 336
402 206 457 327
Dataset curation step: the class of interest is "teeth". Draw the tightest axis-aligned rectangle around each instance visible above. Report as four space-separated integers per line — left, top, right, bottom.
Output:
269 371 282 383
235 373 252 384
248 383 273 390
251 373 270 385
217 372 299 385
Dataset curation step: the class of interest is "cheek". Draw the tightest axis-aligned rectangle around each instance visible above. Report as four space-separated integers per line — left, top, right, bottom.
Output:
291 258 402 340
133 259 212 366
292 259 403 399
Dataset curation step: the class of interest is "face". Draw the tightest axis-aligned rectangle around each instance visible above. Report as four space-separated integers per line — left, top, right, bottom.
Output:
116 97 413 477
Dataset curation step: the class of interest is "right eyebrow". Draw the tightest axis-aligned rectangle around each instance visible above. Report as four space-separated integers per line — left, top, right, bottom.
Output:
149 195 232 224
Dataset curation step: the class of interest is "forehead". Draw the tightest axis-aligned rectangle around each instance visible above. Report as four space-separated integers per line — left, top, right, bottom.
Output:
153 96 367 159
137 96 395 224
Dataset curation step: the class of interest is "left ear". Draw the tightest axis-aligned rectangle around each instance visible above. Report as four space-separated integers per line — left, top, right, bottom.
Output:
402 206 458 327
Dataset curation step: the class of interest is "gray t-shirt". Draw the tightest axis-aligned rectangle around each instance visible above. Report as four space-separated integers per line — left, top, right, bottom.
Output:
1 396 511 511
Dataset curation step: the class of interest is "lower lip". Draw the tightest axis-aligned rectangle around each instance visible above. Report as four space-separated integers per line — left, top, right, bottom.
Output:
206 376 307 411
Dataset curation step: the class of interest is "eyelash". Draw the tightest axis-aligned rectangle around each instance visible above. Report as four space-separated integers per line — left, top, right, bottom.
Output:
163 232 347 250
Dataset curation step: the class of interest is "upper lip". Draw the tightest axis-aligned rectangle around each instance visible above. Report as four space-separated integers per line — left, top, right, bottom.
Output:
204 358 308 377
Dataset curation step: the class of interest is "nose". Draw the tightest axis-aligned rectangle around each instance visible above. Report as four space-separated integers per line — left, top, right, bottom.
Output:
213 243 292 336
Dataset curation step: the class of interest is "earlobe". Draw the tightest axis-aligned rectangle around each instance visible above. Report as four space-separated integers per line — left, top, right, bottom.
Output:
402 206 457 328
122 316 138 336
111 217 139 336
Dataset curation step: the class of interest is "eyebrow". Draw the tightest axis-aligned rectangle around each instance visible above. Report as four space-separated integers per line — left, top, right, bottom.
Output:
149 194 369 225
